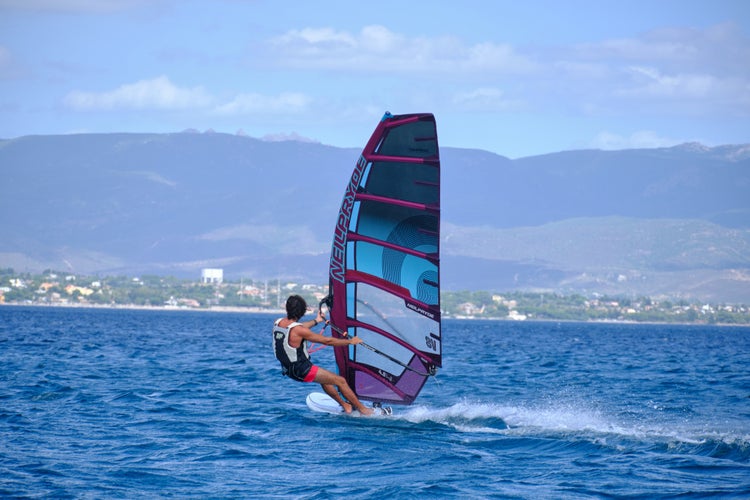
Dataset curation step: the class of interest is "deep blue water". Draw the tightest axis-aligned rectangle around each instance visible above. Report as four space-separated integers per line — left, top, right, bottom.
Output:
1 306 749 498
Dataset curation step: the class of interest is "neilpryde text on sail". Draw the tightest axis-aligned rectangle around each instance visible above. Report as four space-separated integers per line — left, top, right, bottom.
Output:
330 154 367 284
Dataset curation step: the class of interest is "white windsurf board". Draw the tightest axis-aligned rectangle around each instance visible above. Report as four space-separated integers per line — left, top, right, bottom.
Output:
306 392 344 414
306 392 392 416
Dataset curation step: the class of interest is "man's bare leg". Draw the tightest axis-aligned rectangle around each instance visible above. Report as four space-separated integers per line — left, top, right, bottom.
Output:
313 367 373 415
321 383 352 413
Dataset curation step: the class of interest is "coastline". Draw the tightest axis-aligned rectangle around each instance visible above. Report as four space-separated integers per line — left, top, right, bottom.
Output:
2 301 748 327
0 301 284 315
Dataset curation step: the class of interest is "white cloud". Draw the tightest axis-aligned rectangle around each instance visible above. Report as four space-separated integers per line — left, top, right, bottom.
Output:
621 66 717 98
359 25 401 53
269 25 536 74
266 21 749 89
590 130 681 150
594 23 749 74
607 65 750 116
64 76 213 111
214 92 311 115
62 75 315 118
552 60 610 80
578 33 692 64
464 41 537 72
568 22 750 114
264 21 749 120
0 0 156 13
453 87 522 111
276 27 357 49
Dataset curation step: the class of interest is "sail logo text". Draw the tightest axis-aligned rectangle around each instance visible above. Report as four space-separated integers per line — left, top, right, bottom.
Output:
378 369 394 382
406 301 435 320
330 155 367 283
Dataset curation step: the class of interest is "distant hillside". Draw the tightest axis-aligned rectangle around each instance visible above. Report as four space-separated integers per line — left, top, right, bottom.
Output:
1 132 749 302
441 144 750 228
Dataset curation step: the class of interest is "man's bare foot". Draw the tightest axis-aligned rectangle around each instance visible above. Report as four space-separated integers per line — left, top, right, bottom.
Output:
358 406 374 416
341 402 353 414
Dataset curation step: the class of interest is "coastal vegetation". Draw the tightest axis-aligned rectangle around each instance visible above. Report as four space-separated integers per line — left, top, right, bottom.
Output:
2 268 748 325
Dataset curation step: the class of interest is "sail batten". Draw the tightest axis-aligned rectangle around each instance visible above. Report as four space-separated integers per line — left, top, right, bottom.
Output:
327 112 441 406
348 233 439 264
367 154 438 163
355 192 439 212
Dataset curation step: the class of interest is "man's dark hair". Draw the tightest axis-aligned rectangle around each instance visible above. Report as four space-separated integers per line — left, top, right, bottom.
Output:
286 294 307 320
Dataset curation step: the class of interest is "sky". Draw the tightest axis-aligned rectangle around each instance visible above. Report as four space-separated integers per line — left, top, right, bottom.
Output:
1 0 748 158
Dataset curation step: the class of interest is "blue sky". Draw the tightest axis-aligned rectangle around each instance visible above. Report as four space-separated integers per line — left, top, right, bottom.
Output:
1 0 748 158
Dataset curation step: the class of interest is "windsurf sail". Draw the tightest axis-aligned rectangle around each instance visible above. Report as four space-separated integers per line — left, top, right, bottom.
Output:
324 112 441 405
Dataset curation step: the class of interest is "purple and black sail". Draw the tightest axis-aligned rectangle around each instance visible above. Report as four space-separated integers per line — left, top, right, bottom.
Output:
325 112 441 405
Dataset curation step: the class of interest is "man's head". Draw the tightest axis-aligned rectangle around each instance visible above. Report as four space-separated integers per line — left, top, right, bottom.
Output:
286 294 307 320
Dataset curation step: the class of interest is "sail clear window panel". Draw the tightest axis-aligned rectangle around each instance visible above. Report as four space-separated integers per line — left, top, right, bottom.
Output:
360 161 372 187
348 201 361 232
364 161 438 205
353 371 401 402
351 282 440 357
353 241 438 305
348 326 412 376
376 121 438 158
353 356 432 404
346 282 356 319
356 202 438 251
345 241 355 271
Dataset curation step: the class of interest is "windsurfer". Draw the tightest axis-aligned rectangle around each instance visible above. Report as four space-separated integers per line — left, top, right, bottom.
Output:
273 295 373 415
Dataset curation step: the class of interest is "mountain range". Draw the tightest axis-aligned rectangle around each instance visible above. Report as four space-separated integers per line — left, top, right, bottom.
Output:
1 131 749 303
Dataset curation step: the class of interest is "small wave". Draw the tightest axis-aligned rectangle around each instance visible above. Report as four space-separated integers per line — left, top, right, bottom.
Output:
226 431 251 442
398 401 510 434
30 384 75 402
109 391 147 403
664 432 750 462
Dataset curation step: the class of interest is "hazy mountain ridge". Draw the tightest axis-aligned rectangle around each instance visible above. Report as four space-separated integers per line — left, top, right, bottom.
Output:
444 218 750 271
1 132 749 302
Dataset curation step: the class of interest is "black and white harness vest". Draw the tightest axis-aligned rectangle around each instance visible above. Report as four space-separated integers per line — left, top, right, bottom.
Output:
272 319 311 379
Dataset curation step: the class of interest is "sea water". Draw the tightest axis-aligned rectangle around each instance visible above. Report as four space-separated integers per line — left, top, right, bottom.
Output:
1 306 748 498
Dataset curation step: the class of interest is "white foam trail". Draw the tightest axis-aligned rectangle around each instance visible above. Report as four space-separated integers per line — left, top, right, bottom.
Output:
395 399 750 447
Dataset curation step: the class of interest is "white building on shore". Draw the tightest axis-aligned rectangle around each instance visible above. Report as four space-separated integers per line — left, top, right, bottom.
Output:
201 268 223 284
